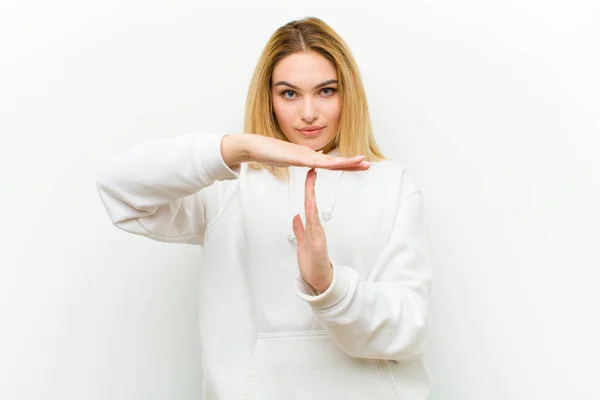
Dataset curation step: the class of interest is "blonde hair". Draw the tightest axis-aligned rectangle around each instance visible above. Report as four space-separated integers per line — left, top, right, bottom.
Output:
244 16 386 180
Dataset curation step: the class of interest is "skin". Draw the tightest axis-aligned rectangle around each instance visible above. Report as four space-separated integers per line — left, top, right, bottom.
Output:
292 168 333 293
271 51 341 293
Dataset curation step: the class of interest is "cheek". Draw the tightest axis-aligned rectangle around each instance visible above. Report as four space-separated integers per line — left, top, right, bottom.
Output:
324 99 341 121
272 99 295 126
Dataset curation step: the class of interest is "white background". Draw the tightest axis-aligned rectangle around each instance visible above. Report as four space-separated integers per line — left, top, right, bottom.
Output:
1 1 599 399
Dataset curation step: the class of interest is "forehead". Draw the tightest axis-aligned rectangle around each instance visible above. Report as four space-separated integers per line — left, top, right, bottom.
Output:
272 51 337 85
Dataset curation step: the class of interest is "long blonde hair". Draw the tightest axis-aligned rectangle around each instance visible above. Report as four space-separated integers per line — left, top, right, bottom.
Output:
244 16 386 180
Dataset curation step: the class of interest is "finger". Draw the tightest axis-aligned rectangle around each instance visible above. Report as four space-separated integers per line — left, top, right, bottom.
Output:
304 168 320 229
320 156 366 169
292 214 305 244
281 154 362 169
328 161 372 171
312 152 362 163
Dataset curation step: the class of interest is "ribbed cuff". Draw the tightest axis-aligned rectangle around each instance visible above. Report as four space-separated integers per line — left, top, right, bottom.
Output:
295 265 360 311
191 132 240 182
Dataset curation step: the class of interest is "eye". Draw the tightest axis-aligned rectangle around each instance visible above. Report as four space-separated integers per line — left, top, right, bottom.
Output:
279 87 337 100
281 90 296 99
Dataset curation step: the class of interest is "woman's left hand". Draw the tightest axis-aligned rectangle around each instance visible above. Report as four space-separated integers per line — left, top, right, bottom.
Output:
292 168 333 294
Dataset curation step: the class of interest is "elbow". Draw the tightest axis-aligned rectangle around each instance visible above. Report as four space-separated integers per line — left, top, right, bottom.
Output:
95 175 114 222
95 164 116 197
95 171 131 227
95 168 114 206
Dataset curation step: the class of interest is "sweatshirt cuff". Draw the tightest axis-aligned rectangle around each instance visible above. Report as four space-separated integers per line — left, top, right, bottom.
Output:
295 264 360 311
191 132 240 182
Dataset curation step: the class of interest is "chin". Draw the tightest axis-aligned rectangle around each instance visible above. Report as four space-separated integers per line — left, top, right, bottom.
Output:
302 139 325 149
302 139 329 151
291 134 334 150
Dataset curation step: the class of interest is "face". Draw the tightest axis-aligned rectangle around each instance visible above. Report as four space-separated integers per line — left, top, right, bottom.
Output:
271 51 341 151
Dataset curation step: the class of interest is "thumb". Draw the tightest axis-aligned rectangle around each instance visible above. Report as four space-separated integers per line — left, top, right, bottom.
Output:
292 214 305 244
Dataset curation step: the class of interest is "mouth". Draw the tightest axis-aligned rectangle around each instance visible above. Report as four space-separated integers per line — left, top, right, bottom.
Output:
297 127 325 137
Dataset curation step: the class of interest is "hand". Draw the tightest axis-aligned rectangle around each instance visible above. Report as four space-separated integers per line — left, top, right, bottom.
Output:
292 168 333 293
222 133 371 171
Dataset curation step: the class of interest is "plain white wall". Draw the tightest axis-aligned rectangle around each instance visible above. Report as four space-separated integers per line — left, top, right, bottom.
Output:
1 1 599 399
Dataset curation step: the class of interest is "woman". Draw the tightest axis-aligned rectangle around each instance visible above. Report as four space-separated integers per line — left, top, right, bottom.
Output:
96 16 433 400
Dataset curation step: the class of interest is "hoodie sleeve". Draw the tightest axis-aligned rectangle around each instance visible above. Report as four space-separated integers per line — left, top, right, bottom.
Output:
95 132 240 245
295 168 432 362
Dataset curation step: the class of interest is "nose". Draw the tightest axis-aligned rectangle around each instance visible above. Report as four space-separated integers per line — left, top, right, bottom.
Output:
301 97 318 123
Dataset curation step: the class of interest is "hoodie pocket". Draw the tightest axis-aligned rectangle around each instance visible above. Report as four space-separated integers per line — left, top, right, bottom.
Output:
239 331 399 400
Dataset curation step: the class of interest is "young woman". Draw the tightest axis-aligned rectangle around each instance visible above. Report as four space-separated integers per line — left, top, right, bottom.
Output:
97 16 433 400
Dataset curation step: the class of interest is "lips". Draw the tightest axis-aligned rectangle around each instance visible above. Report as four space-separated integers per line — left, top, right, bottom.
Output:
297 127 324 137
297 126 325 137
298 125 323 130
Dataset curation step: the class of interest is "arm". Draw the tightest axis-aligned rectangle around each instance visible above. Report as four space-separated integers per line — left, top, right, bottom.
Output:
295 168 432 361
96 131 370 245
95 132 241 245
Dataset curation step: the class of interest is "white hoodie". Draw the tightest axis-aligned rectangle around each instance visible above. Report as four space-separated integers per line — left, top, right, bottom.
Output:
96 132 433 400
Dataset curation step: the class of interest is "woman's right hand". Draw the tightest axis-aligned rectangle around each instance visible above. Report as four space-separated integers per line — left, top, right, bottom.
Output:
221 133 371 171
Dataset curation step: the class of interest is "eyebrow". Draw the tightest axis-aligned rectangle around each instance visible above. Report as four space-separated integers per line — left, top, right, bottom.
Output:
272 79 338 90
